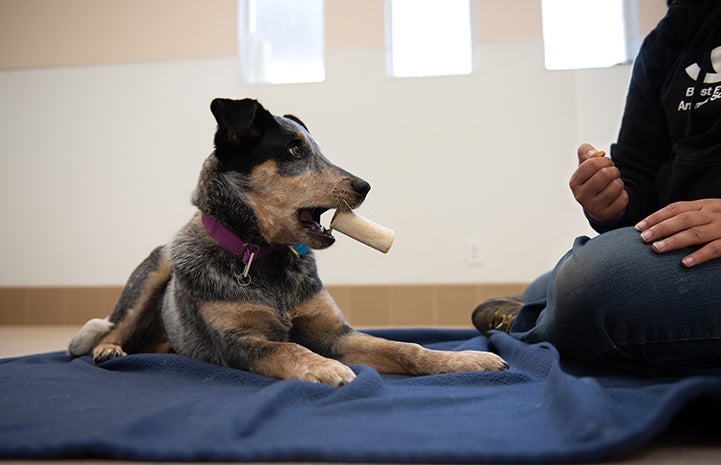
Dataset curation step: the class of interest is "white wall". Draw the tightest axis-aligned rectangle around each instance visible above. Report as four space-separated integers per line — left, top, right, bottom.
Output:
0 39 631 286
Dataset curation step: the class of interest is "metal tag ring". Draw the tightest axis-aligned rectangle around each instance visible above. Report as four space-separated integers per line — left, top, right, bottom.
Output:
237 274 252 287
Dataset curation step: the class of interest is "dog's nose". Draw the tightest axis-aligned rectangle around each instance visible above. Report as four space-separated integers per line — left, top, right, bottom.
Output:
353 179 371 198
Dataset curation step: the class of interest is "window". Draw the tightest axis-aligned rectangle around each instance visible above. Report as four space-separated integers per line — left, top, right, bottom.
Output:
238 0 324 84
541 0 640 70
386 0 473 78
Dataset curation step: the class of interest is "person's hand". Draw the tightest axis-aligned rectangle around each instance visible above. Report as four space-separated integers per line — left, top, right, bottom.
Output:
569 143 629 224
635 199 721 268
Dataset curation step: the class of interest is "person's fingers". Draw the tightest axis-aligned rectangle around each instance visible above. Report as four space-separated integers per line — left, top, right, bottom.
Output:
682 240 721 268
577 143 597 163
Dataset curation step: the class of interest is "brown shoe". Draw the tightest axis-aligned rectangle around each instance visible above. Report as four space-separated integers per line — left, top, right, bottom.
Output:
471 296 524 334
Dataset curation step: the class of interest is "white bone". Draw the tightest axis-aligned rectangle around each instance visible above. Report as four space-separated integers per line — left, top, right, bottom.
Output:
330 210 395 254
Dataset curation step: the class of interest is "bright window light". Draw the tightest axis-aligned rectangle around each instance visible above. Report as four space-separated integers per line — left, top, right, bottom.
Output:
387 0 473 78
542 0 639 70
238 0 324 84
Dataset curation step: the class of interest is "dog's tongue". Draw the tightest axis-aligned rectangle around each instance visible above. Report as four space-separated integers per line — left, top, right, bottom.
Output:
299 209 319 227
299 208 331 236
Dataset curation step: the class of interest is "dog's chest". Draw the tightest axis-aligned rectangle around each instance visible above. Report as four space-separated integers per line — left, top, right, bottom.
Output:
191 251 321 307
252 253 322 305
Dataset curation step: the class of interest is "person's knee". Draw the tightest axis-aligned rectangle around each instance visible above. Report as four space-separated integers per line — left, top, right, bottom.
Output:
555 228 649 303
544 228 652 361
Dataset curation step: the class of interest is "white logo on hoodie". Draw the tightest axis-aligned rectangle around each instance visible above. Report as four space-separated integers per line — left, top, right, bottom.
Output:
685 46 721 83
678 46 721 111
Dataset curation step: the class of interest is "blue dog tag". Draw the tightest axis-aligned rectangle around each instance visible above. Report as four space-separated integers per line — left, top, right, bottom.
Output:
292 244 310 256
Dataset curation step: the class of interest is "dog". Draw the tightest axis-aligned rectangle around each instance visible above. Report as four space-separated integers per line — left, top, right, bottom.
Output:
68 98 508 386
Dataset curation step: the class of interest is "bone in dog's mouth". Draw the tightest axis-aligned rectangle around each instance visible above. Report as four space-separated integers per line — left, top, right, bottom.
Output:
298 207 333 238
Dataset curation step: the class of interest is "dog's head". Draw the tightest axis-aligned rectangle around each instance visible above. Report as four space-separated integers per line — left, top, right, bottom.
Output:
194 98 370 250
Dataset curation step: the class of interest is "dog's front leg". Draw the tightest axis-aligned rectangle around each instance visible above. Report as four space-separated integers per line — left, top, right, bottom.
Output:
289 289 508 375
200 301 356 386
337 332 508 375
248 338 357 386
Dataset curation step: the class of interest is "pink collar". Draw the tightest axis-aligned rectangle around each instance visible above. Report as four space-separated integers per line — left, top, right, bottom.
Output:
201 214 274 265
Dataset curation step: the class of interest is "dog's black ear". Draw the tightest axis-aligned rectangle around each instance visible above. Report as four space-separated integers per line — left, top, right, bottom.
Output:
283 114 309 132
210 98 276 149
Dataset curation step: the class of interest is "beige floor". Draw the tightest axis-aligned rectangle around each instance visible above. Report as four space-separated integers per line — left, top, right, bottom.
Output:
1 325 720 465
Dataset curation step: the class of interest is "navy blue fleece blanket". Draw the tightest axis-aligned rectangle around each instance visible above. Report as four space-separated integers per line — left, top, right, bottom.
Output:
1 329 720 463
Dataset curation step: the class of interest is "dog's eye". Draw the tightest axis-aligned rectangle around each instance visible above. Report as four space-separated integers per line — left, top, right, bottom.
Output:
288 144 303 158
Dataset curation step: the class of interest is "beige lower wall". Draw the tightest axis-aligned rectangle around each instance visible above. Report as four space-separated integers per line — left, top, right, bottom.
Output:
0 283 527 328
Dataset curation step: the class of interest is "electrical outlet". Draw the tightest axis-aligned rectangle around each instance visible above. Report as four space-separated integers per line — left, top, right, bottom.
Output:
465 238 483 266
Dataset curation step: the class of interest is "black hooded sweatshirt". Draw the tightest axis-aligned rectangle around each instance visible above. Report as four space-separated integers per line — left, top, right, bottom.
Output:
592 0 721 233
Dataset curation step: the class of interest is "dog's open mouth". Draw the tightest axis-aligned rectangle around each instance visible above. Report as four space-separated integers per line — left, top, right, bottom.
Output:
298 207 334 244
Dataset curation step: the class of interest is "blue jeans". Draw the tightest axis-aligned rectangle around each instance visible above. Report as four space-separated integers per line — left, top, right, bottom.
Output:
511 227 721 374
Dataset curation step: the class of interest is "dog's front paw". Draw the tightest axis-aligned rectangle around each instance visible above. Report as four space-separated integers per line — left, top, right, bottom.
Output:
92 343 127 363
421 349 508 374
450 350 509 372
296 357 357 387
